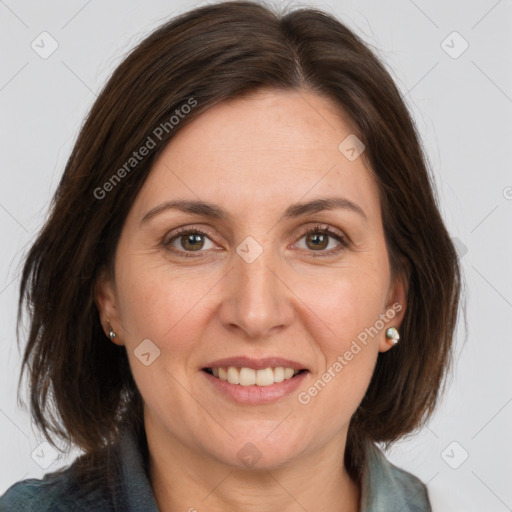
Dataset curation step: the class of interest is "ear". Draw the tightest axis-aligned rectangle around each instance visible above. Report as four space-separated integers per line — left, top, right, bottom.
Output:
94 267 124 346
378 260 409 353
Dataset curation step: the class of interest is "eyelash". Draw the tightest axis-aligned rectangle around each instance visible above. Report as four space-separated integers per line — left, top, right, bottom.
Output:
162 223 349 259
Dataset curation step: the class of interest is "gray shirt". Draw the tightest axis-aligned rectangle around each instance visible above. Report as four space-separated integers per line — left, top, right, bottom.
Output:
0 426 432 511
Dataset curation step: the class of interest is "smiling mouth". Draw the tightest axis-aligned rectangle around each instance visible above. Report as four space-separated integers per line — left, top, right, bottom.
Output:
203 367 307 386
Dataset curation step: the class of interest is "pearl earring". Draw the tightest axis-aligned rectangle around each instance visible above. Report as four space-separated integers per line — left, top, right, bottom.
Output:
385 327 400 345
107 318 117 341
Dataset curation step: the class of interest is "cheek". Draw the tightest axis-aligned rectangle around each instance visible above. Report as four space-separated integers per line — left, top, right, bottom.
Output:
297 268 385 399
116 262 199 410
298 285 381 426
302 266 388 343
115 253 207 346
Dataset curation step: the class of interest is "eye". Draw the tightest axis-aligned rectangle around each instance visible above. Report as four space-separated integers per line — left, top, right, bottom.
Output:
162 223 349 258
163 227 216 257
294 224 349 257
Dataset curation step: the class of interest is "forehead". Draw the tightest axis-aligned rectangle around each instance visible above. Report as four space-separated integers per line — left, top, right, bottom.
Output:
132 89 381 226
172 88 361 153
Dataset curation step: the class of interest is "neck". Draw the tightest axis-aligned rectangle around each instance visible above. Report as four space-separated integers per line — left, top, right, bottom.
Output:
146 418 361 512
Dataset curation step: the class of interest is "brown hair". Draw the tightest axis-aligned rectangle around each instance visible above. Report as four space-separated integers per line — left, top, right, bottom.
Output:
17 0 464 484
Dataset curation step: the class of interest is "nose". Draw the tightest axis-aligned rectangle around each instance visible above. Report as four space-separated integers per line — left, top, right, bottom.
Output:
218 241 295 340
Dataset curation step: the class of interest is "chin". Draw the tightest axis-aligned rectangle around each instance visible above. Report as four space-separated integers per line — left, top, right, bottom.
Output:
205 431 308 471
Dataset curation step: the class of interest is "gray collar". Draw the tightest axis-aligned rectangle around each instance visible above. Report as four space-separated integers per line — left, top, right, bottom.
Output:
360 442 432 511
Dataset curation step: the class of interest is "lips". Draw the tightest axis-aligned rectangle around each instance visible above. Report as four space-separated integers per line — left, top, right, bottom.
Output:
201 364 308 404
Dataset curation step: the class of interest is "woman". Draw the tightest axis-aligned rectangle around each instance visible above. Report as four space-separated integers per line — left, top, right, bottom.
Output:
0 1 461 510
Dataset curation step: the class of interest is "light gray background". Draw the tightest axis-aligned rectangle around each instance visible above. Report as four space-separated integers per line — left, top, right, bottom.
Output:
1 0 511 510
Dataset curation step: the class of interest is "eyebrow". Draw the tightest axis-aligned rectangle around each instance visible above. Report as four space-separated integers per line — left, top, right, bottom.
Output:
140 196 367 226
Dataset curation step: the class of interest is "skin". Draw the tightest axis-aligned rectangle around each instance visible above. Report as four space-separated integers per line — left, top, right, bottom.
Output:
95 88 407 512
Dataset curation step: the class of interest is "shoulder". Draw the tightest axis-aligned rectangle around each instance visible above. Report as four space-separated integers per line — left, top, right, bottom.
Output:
0 471 68 512
362 443 432 512
0 424 152 512
0 458 116 512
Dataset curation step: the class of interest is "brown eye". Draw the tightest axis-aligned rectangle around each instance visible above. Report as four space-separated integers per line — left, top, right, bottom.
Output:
164 228 215 257
163 224 349 259
296 225 349 257
179 233 205 251
305 231 329 251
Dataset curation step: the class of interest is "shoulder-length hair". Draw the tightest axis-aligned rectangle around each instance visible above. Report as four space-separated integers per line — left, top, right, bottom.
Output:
17 0 463 482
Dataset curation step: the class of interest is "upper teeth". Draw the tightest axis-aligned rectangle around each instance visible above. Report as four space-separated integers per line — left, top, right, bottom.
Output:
211 367 300 386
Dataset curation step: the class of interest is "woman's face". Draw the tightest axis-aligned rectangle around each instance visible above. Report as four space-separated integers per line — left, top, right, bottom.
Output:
96 88 406 469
